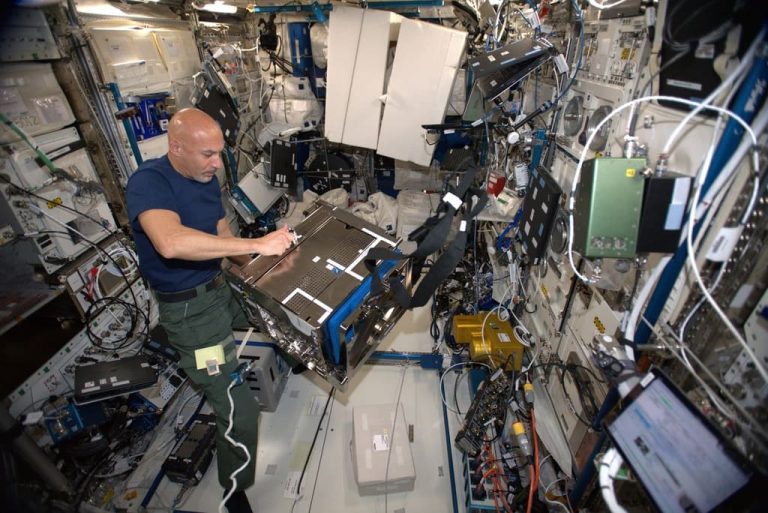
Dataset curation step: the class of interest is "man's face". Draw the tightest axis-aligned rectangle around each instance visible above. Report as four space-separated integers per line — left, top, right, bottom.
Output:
175 129 225 183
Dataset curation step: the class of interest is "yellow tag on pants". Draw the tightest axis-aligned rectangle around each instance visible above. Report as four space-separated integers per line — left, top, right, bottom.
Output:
194 345 226 372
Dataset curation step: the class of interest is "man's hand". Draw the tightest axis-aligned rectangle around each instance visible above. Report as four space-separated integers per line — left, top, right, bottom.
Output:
255 225 294 256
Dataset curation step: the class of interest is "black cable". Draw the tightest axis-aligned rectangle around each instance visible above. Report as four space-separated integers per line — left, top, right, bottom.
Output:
3 174 151 336
453 365 466 416
557 364 600 429
1 174 116 239
20 230 149 346
430 292 441 346
526 360 606 385
290 387 336 513
84 297 140 350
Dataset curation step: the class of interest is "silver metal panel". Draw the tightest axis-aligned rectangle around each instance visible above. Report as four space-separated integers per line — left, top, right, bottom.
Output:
226 201 404 388
235 203 397 329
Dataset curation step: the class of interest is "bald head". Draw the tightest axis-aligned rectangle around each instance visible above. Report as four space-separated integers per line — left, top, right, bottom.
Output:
168 108 221 145
167 108 225 183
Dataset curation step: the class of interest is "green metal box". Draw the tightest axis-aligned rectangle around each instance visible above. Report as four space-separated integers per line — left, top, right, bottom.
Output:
573 158 646 258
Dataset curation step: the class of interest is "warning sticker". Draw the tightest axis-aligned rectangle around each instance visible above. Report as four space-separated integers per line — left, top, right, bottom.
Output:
373 433 390 452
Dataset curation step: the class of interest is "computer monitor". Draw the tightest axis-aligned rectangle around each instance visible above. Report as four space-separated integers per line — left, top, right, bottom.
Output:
606 369 760 513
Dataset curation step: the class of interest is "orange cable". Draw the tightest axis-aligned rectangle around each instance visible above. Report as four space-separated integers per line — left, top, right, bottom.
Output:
526 408 539 513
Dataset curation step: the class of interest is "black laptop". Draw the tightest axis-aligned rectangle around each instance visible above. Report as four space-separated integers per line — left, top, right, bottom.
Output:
605 369 761 513
74 355 158 404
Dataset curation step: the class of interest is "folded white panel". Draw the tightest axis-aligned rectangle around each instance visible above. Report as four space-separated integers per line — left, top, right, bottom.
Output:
325 6 401 149
87 26 171 96
325 6 363 144
377 20 466 166
137 133 168 162
153 29 202 81
0 63 75 143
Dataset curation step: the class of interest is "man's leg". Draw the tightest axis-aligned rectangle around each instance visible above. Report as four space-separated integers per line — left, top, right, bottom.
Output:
158 285 260 490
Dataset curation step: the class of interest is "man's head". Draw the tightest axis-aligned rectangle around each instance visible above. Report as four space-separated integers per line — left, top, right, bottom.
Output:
167 108 225 183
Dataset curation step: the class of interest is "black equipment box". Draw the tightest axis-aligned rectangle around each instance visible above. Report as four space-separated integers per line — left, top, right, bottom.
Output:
636 173 691 254
163 414 217 485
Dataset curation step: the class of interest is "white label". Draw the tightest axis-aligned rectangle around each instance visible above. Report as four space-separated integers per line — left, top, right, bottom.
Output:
498 333 511 343
33 96 69 125
665 178 691 230
0 87 28 116
373 433 390 451
66 271 85 291
640 372 655 388
666 78 702 92
308 395 326 416
443 192 462 210
695 43 716 59
730 284 755 310
283 471 303 498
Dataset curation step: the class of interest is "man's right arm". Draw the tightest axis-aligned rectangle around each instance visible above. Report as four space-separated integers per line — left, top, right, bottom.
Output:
138 209 293 260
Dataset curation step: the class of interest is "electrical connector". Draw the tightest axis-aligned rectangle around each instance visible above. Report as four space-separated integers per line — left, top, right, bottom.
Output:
523 383 534 404
512 422 532 462
554 53 569 74
228 362 251 386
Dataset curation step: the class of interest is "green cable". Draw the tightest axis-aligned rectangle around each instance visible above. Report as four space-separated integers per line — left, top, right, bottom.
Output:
0 111 57 172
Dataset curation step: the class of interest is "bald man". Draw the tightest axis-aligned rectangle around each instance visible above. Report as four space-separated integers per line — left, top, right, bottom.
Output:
126 108 292 513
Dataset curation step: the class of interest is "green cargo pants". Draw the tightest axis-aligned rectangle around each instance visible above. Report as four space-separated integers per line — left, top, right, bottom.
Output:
156 277 259 490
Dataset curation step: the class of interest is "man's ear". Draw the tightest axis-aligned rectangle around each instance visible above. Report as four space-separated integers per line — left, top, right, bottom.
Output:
168 139 183 156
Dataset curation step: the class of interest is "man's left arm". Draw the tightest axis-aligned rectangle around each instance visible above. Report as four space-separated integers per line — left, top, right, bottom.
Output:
217 218 252 266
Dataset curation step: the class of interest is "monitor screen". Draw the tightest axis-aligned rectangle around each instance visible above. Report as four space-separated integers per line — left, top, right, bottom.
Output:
607 370 753 513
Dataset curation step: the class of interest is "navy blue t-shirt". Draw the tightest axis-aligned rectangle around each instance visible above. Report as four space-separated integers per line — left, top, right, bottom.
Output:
126 156 225 293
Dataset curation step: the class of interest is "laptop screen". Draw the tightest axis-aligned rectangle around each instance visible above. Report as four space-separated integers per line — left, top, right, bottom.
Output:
606 370 753 513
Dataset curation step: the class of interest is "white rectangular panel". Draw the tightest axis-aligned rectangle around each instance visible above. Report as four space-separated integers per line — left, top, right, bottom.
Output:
87 26 171 96
0 63 75 143
0 7 61 62
324 6 365 143
343 9 402 149
377 20 465 166
153 29 202 81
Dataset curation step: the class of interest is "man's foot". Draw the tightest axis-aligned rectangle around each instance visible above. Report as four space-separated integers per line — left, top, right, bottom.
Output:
223 489 253 513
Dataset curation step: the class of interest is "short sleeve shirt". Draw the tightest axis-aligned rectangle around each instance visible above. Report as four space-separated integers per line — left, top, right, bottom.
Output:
126 156 225 292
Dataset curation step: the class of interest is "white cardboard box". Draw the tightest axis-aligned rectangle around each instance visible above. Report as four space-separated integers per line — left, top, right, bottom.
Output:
325 6 402 149
377 19 466 166
351 403 416 496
